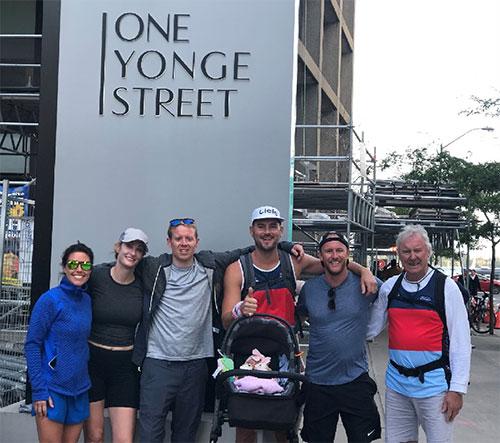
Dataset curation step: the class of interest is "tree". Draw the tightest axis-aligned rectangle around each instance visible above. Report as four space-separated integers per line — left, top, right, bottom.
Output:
461 94 500 117
382 148 500 333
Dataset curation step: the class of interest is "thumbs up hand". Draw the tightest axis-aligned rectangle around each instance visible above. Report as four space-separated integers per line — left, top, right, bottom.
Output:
241 287 258 317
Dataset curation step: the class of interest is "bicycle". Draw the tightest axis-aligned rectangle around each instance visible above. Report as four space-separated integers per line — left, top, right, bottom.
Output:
469 293 491 334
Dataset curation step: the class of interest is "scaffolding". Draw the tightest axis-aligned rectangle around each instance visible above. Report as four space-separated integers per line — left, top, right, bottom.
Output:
293 124 376 265
0 32 41 181
372 180 468 251
292 125 468 269
0 179 35 407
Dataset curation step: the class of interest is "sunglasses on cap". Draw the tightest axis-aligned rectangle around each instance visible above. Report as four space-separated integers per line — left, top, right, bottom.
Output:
169 218 195 227
66 260 93 271
328 287 336 310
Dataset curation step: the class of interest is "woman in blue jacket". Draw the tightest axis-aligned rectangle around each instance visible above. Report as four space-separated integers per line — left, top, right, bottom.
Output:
25 242 94 443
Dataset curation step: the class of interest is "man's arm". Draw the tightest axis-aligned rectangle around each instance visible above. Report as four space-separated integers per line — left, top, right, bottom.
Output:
221 262 242 329
445 277 471 394
347 261 378 294
295 283 309 323
214 242 307 281
366 281 389 339
292 254 378 294
440 277 471 421
221 261 258 329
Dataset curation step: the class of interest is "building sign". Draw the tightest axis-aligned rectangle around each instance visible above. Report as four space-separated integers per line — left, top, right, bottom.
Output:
0 184 29 218
99 12 250 118
0 184 33 286
50 0 299 283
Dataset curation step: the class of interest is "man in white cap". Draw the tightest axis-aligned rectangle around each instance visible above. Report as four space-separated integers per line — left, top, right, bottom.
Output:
222 206 377 442
222 206 377 328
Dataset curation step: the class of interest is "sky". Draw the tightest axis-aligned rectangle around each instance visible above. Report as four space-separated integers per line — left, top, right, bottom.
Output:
353 0 500 179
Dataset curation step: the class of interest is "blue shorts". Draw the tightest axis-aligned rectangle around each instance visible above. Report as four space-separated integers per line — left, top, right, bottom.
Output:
32 390 89 424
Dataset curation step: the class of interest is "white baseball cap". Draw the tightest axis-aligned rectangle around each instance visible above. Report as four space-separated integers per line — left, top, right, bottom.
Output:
119 228 149 249
251 206 284 223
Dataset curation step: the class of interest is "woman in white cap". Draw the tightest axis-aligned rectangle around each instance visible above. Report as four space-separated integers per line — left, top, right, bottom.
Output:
83 228 149 443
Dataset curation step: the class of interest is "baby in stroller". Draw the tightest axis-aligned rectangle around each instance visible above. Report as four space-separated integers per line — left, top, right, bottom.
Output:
233 348 284 395
210 314 306 443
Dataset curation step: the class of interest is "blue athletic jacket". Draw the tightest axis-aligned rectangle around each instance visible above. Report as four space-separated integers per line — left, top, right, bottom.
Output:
25 277 92 401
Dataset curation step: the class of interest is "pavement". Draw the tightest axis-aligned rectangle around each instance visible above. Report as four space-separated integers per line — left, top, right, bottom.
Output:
1 327 499 442
337 328 500 443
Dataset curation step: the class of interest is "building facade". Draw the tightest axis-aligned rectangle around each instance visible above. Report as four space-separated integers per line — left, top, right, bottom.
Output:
0 0 358 408
296 0 355 183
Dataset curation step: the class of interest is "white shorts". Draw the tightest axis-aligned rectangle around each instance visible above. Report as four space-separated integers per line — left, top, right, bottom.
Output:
385 387 454 443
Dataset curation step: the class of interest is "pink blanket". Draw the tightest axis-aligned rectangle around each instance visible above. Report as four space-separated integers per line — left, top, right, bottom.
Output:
234 376 284 394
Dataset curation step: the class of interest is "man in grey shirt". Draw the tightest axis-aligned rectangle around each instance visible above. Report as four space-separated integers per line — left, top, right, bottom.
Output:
297 231 382 442
132 218 299 442
147 259 214 362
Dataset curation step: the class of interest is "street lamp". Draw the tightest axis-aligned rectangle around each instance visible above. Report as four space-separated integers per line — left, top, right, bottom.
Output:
440 126 494 153
438 126 495 291
438 126 494 181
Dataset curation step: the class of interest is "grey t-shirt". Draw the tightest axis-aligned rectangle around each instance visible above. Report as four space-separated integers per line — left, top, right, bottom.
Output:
297 272 379 385
146 259 214 361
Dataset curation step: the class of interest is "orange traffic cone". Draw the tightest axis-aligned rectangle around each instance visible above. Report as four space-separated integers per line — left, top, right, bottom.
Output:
495 306 500 329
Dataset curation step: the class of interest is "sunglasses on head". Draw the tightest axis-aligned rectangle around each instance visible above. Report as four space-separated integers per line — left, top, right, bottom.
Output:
328 287 336 310
66 260 92 271
169 218 195 227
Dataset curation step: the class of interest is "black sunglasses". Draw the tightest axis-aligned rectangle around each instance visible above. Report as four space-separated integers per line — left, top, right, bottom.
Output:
169 218 195 227
328 287 336 310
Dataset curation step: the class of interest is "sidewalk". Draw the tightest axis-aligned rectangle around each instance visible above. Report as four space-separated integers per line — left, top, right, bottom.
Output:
1 329 498 442
355 328 500 443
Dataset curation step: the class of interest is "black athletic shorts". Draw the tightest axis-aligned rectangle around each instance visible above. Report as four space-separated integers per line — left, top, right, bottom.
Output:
88 343 140 408
301 372 381 442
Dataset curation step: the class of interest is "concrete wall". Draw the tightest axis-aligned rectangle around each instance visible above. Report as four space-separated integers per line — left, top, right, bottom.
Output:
49 0 300 282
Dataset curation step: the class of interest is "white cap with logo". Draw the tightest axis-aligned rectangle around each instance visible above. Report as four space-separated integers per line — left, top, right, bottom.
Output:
251 206 284 223
119 227 149 246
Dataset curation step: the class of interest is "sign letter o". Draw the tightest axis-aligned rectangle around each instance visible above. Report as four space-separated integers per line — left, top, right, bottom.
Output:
137 51 167 79
115 13 144 42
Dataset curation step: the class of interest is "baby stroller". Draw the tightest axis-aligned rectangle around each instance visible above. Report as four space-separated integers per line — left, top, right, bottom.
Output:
210 314 306 443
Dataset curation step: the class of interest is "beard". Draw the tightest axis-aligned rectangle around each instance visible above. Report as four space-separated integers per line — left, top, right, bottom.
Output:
323 259 348 276
254 236 279 252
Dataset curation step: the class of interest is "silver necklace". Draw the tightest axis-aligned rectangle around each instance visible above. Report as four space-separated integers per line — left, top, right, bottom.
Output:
403 268 432 291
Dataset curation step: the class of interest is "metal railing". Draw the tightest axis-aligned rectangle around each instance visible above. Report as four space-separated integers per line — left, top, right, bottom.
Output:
293 124 377 263
0 179 35 407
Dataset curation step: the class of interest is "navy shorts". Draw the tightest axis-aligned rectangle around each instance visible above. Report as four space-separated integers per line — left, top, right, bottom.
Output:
32 390 89 425
88 343 140 408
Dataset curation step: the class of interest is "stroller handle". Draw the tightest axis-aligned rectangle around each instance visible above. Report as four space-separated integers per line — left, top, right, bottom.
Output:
221 313 300 351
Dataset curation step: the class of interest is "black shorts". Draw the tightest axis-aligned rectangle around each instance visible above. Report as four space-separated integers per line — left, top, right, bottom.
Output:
301 372 381 442
88 343 140 408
